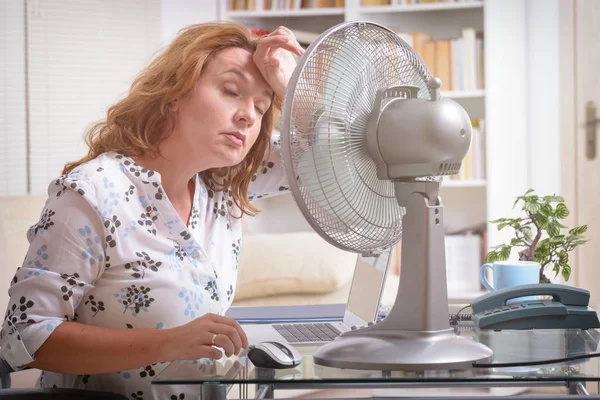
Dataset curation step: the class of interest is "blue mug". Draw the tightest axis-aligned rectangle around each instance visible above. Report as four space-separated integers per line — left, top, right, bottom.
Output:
479 260 540 302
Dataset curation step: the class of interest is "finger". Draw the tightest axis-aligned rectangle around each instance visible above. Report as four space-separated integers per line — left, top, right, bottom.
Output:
270 28 305 55
261 39 304 58
212 333 236 358
208 314 249 349
257 35 289 55
187 336 223 360
209 323 243 355
271 26 295 40
272 26 292 35
200 345 223 360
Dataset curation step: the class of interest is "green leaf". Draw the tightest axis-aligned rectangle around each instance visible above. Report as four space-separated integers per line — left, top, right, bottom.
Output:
548 223 561 237
553 262 560 277
489 218 509 224
499 246 512 260
537 215 550 228
543 195 565 203
562 264 572 281
559 250 568 264
524 189 535 195
555 203 569 219
541 203 554 216
524 202 542 213
513 198 521 209
569 225 588 235
485 252 499 263
497 223 507 231
510 238 522 246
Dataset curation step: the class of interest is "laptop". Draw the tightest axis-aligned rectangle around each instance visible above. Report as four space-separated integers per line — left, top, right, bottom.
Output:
226 249 391 347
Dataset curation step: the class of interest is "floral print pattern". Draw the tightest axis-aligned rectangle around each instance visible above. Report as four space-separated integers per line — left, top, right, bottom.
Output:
0 135 288 399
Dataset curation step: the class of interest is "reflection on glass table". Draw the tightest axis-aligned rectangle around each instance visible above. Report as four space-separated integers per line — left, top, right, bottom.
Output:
153 328 600 392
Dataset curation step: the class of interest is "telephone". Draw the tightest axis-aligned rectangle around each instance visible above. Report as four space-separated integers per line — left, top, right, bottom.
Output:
470 283 600 330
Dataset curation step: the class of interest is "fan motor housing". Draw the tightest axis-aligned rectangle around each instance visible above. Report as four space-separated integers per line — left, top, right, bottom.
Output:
367 94 472 180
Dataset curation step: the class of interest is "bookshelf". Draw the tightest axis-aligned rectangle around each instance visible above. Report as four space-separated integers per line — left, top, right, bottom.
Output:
221 0 489 299
225 7 345 18
359 2 483 13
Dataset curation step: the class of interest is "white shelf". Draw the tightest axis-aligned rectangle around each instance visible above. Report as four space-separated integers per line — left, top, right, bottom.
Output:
225 7 344 18
442 89 485 99
442 179 486 188
359 2 484 14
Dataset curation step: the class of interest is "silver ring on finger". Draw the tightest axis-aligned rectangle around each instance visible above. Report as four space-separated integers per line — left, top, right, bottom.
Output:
211 333 218 346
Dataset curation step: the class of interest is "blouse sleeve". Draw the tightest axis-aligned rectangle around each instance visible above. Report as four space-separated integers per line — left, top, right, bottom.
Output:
248 132 290 201
0 185 106 370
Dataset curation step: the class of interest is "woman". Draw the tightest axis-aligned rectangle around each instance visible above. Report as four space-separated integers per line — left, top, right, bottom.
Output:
0 22 303 398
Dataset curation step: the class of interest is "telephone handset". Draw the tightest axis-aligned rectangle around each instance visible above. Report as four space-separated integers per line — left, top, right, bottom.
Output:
470 283 600 330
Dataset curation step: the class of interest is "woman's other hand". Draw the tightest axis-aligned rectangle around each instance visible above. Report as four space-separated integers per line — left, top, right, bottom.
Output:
166 313 249 360
253 26 304 101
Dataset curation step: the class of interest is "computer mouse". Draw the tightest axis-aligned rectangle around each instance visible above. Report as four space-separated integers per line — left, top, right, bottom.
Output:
247 341 302 369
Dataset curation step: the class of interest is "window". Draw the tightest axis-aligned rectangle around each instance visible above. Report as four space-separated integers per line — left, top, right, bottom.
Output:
0 1 27 196
0 0 162 196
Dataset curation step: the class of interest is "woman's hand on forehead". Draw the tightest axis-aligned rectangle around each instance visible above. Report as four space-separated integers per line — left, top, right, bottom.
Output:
253 26 304 101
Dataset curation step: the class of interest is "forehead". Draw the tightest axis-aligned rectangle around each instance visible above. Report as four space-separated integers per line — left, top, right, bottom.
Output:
207 47 260 77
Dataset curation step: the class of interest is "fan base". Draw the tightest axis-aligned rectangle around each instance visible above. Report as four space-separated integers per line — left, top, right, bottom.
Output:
313 329 493 371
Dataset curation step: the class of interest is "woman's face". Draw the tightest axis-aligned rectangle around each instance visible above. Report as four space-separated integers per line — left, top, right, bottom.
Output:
172 47 273 170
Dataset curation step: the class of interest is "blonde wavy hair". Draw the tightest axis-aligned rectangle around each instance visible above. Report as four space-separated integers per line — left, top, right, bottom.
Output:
63 22 279 217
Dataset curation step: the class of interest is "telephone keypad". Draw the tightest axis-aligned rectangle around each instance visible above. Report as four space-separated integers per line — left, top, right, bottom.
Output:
487 304 527 314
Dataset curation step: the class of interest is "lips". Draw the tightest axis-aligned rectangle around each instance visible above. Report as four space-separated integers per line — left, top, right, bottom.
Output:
223 131 246 146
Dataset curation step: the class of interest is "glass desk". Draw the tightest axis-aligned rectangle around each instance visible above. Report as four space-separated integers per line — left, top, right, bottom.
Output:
153 327 600 399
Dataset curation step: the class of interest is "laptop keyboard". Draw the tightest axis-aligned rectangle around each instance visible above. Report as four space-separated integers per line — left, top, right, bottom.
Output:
273 323 342 343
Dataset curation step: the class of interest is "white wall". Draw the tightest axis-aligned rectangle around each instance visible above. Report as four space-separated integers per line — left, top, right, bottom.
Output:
484 0 530 250
161 0 218 44
0 0 27 196
484 0 566 254
526 0 561 197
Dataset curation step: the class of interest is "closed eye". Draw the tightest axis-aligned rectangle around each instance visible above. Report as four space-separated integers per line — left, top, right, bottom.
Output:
224 88 240 97
225 85 267 116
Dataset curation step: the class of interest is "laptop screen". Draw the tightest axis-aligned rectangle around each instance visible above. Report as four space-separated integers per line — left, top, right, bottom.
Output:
345 250 391 324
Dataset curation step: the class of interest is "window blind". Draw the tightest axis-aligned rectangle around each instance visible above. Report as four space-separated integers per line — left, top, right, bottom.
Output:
0 0 27 196
27 0 162 194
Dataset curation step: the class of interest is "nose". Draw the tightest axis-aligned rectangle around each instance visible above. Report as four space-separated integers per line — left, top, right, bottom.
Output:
235 100 257 127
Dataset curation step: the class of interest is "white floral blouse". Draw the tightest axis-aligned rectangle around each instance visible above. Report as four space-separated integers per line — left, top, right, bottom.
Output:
0 136 288 399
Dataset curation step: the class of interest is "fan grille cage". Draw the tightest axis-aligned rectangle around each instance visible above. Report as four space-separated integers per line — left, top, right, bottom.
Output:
283 22 432 254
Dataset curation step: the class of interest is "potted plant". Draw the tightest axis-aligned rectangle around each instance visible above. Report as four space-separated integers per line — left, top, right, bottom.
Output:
485 189 588 283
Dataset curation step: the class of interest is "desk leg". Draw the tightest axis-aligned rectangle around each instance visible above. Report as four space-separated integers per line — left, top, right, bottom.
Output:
254 368 275 399
201 383 228 400
255 384 274 399
567 381 589 395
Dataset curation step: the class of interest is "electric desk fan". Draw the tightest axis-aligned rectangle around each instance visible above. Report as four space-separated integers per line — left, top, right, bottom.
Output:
280 21 493 371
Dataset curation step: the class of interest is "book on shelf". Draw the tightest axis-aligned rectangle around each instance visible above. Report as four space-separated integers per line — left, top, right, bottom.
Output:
362 0 483 5
230 0 344 10
445 233 483 293
361 0 391 5
396 28 485 92
448 118 485 182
